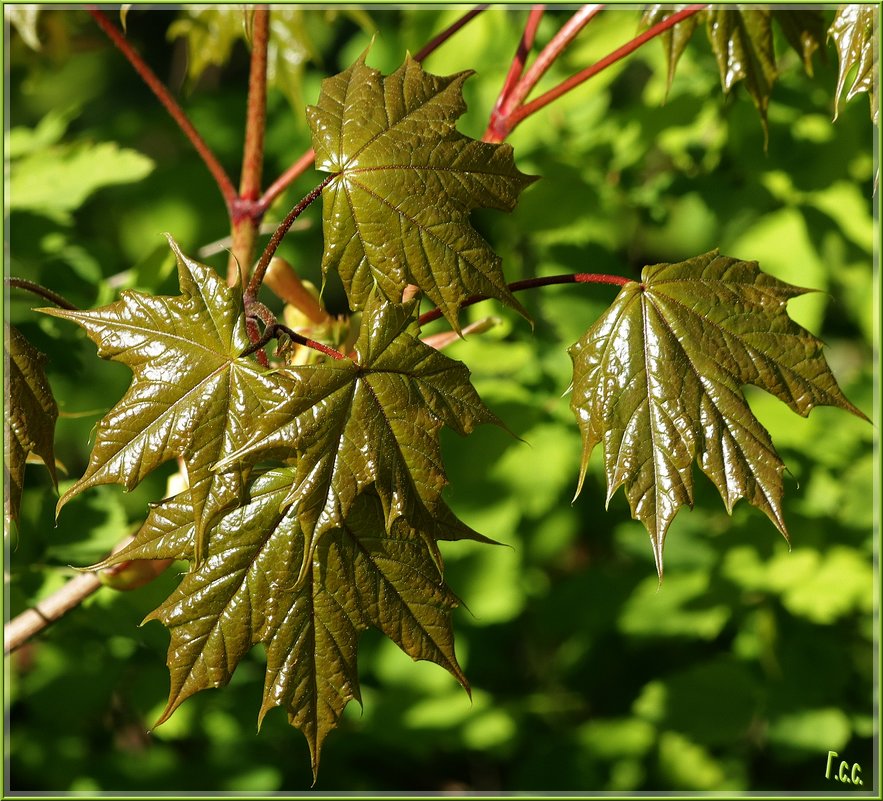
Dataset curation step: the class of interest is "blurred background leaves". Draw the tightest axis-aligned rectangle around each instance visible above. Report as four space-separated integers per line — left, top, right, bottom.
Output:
5 6 875 793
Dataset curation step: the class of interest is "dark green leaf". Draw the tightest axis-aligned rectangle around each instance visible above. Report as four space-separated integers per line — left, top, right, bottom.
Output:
569 251 867 576
307 54 536 331
706 9 777 137
4 324 59 524
220 293 501 579
774 10 827 76
97 469 467 781
829 5 879 125
40 238 291 563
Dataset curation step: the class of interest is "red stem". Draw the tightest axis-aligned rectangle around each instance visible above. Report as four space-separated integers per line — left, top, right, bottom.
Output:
491 6 545 124
88 8 238 210
276 325 347 361
258 5 489 213
413 4 490 62
228 7 270 286
507 4 707 131
247 175 336 300
239 7 269 204
418 272 631 326
514 5 602 110
259 149 315 213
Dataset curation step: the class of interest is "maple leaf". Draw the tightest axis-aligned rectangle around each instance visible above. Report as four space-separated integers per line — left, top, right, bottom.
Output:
830 5 879 125
40 237 291 563
95 469 469 781
4 324 59 524
220 292 502 580
306 54 536 331
569 251 867 577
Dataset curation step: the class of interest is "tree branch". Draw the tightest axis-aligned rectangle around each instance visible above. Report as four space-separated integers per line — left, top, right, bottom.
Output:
228 6 270 286
413 4 490 62
487 4 603 141
5 572 102 654
491 4 546 121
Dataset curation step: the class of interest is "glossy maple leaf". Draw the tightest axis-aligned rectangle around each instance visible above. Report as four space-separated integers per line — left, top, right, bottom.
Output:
569 251 867 576
4 324 59 524
94 469 470 781
40 237 291 563
220 293 501 580
306 54 536 331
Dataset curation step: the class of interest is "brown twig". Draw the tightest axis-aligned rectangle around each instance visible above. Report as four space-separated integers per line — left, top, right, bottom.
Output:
6 278 79 311
5 572 102 654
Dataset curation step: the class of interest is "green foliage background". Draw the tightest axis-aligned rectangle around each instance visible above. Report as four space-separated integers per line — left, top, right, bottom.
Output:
5 7 876 792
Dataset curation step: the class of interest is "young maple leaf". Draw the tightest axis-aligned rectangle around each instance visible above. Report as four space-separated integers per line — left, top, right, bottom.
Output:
93 469 471 782
306 53 537 331
219 292 502 581
569 250 868 577
40 237 291 563
4 324 59 524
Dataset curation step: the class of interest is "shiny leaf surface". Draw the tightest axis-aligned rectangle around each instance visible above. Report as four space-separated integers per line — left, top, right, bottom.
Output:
706 9 777 136
830 5 879 125
221 293 501 578
569 251 867 577
41 238 291 562
307 54 536 330
97 469 467 781
4 324 59 524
